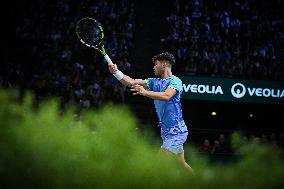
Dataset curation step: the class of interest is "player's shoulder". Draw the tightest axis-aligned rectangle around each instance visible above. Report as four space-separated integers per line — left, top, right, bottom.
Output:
170 75 182 83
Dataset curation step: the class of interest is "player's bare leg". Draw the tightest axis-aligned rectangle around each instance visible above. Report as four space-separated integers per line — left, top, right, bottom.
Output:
159 148 193 174
177 151 194 173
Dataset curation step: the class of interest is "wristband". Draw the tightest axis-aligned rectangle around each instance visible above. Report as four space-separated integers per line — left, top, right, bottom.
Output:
113 70 124 80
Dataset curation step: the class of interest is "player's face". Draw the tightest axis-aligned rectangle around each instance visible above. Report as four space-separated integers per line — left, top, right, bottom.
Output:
153 60 164 76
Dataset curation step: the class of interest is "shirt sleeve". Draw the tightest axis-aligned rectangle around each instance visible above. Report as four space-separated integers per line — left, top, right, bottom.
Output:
168 76 183 93
146 78 155 91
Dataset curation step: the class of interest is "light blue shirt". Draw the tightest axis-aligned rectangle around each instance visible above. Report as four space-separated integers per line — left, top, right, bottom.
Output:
146 75 187 130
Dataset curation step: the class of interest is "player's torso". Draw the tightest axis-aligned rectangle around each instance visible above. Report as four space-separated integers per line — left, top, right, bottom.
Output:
152 77 185 129
152 78 170 93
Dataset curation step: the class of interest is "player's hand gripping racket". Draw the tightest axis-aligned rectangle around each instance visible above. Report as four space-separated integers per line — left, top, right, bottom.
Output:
75 17 113 65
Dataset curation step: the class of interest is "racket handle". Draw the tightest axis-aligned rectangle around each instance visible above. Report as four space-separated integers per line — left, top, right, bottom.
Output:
104 54 113 65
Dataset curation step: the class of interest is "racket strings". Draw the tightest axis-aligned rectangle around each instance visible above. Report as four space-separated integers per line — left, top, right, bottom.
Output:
76 18 103 47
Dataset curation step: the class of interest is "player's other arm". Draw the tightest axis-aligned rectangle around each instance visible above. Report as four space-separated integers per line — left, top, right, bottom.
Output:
131 85 177 101
108 64 148 88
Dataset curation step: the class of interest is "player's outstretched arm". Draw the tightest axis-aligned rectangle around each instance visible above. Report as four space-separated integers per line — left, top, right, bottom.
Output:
108 64 148 88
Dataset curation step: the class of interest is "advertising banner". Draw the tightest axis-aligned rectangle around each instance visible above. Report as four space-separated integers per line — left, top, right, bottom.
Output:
179 76 284 105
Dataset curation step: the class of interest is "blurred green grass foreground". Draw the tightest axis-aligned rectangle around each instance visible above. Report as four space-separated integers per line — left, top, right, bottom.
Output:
0 90 284 189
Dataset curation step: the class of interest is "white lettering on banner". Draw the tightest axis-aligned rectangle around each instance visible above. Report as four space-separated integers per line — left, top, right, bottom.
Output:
246 88 284 98
183 84 223 94
255 88 262 96
183 84 190 93
271 89 278 97
247 88 255 96
232 82 284 98
191 84 197 92
198 85 206 93
262 89 270 97
215 86 223 94
272 89 280 97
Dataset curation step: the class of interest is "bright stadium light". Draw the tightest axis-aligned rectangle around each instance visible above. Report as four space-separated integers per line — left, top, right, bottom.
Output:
211 111 217 116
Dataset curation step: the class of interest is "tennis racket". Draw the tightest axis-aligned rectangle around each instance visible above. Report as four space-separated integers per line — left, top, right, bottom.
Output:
75 17 113 65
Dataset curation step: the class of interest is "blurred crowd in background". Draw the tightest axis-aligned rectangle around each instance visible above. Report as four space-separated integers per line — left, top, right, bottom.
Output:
3 0 135 109
162 0 284 80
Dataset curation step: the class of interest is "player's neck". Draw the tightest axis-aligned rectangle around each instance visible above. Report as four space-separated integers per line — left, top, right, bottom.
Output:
160 69 172 79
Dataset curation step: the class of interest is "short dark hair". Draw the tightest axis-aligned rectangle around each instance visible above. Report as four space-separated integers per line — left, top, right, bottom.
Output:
152 52 175 66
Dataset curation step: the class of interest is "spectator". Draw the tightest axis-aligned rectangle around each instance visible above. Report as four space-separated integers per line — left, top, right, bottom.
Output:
211 140 222 154
199 139 211 154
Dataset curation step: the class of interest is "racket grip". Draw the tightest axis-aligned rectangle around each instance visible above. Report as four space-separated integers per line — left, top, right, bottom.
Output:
104 54 113 65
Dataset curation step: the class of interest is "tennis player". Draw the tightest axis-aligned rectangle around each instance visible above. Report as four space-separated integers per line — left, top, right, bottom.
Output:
108 52 193 173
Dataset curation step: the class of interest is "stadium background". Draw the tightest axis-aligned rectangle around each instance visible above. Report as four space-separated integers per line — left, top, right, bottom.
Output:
3 0 284 157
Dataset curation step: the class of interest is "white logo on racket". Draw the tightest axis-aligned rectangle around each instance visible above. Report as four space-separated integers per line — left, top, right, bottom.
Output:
231 83 246 98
